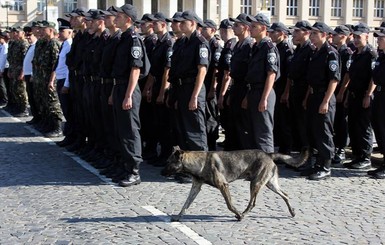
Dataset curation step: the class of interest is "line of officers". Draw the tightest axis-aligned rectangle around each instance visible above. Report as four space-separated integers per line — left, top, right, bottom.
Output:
1 4 385 186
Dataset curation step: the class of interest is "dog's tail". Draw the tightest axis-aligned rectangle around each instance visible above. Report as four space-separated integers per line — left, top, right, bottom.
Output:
271 147 310 168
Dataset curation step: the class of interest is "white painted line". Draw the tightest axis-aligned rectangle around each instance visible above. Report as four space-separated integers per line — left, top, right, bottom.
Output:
142 205 212 245
24 125 56 145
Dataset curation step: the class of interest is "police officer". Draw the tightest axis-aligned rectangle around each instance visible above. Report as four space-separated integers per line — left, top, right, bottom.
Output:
368 28 385 179
331 25 353 164
305 22 340 180
268 22 294 154
142 12 174 166
201 19 222 150
227 13 254 150
111 4 148 187
339 23 377 170
243 14 279 153
216 19 236 150
170 10 209 151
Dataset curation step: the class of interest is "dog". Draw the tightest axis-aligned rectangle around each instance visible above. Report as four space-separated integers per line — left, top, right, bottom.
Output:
162 146 309 221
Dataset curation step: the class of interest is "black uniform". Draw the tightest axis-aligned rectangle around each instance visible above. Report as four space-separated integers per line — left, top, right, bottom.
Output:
288 39 313 150
347 44 377 162
245 37 280 153
170 30 209 151
273 39 293 154
227 36 254 150
147 32 174 163
307 42 340 165
372 52 385 155
205 36 222 150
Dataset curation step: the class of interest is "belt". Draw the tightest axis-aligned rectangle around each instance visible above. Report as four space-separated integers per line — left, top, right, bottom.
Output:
176 77 195 86
101 78 113 84
90 75 100 82
246 83 264 90
309 86 327 94
113 78 127 85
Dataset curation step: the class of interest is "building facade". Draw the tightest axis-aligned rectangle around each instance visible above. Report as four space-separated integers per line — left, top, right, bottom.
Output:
1 0 384 30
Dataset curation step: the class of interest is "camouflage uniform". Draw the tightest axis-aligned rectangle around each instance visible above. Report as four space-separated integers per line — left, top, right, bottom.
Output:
5 39 16 110
8 39 28 113
32 38 48 122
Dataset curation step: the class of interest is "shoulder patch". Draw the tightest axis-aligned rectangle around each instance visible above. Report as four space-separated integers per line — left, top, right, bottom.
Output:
267 52 277 65
131 46 142 59
329 60 339 72
199 47 209 58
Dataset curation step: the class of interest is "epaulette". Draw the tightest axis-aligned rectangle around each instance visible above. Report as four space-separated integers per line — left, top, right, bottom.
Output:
197 33 207 43
212 38 219 48
310 43 316 51
151 34 158 45
166 37 174 47
225 39 233 49
347 47 353 55
130 30 138 39
369 47 377 58
265 39 274 49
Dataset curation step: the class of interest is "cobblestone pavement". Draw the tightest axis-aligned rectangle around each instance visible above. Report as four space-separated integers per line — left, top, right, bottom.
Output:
1 108 385 245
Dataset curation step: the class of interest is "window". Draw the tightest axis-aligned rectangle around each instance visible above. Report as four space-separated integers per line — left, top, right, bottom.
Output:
178 0 183 12
309 0 320 16
151 0 158 13
352 0 363 17
287 0 298 16
64 0 77 13
97 0 107 10
374 0 385 17
268 0 276 16
240 0 252 15
10 0 23 11
125 0 133 4
37 0 44 12
331 0 342 17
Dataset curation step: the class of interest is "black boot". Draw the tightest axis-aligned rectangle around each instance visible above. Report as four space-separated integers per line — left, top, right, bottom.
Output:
44 120 63 138
119 164 141 187
348 154 371 170
368 160 385 176
308 159 331 181
332 148 346 165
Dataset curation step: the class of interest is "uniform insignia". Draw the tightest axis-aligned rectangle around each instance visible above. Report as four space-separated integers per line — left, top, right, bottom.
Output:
225 53 232 64
372 61 376 70
199 47 208 58
346 59 352 69
214 51 221 62
329 60 338 72
267 53 277 65
167 50 173 61
131 46 142 59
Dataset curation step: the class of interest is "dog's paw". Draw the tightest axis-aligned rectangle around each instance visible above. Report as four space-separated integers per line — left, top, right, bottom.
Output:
170 215 181 222
235 213 243 221
290 208 296 217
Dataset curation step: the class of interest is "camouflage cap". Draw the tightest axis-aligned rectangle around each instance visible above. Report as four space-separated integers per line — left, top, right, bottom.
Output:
40 21 56 28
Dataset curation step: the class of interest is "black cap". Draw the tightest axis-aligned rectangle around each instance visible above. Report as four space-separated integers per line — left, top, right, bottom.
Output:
310 22 331 33
344 24 355 33
290 20 312 31
106 6 118 16
65 7 87 17
219 19 234 29
137 13 154 24
352 23 370 35
173 10 201 23
31 21 42 28
374 28 385 37
23 26 32 33
203 19 217 29
268 22 289 34
331 25 351 36
100 9 114 17
85 10 106 21
40 21 56 28
375 21 385 30
229 13 251 26
57 18 72 30
0 31 8 38
166 12 183 22
150 12 167 22
247 13 270 27
113 4 138 21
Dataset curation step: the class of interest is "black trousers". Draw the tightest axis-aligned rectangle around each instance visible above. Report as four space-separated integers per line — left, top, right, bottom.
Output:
0 68 9 103
25 75 39 119
206 96 219 151
72 72 85 140
273 88 292 153
348 92 373 158
82 78 93 141
227 84 252 150
247 88 275 153
90 80 105 149
333 101 348 149
371 90 385 154
113 83 142 173
175 82 208 151
289 85 309 150
307 92 336 160
56 78 74 137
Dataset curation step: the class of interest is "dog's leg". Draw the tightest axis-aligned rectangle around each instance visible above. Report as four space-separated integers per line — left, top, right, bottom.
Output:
218 183 243 221
266 172 296 217
171 180 203 222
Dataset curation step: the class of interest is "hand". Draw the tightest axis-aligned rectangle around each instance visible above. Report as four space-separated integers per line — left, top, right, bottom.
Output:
336 91 344 103
188 97 197 110
302 99 307 110
207 89 215 101
108 95 113 105
241 97 248 109
18 74 24 81
318 101 329 114
218 95 224 110
122 96 132 110
362 95 371 109
280 92 289 108
258 99 267 112
48 81 55 92
146 89 152 103
61 86 69 94
156 92 165 104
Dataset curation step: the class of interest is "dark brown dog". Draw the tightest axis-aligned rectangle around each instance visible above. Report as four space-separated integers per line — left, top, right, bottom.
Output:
162 146 309 221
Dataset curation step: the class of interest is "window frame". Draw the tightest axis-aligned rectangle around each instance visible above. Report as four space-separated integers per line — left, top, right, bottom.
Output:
240 0 252 15
287 0 298 16
352 0 364 18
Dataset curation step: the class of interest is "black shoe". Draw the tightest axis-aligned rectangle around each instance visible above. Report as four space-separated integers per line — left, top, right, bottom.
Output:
44 128 63 138
348 157 371 170
26 117 40 125
373 169 385 179
343 158 360 168
300 166 317 176
332 148 346 164
368 166 385 176
119 174 141 187
307 170 331 180
111 172 127 183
